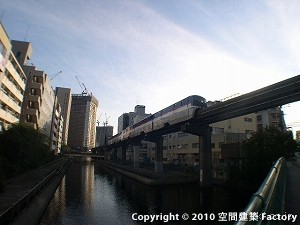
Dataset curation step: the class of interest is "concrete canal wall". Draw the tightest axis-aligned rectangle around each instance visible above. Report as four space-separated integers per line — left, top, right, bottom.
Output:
0 158 71 225
98 160 198 185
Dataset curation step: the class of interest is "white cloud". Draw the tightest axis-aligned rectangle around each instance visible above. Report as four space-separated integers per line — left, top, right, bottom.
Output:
1 0 300 134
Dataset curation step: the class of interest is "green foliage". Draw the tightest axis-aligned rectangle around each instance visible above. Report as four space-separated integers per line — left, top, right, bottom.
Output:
241 126 298 187
0 124 50 179
61 144 71 153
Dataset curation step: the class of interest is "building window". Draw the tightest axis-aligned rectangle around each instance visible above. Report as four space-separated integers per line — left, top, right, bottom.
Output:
271 113 279 119
257 115 262 122
0 40 6 57
244 117 253 122
212 127 224 134
211 143 215 148
180 144 186 149
16 52 21 58
192 143 199 148
28 101 34 108
178 132 188 138
219 142 224 148
30 88 37 95
26 114 33 122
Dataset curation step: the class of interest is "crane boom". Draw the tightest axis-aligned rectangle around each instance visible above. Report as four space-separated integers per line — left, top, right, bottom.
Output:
75 75 88 95
82 82 89 95
50 71 62 81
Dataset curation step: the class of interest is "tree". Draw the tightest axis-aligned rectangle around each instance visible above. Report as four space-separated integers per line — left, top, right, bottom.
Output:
241 126 298 187
0 124 50 179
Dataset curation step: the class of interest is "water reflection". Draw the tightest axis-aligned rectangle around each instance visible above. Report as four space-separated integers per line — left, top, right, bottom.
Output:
39 159 251 225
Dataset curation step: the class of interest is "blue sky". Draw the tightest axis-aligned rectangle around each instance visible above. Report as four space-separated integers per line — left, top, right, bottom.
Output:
1 0 300 135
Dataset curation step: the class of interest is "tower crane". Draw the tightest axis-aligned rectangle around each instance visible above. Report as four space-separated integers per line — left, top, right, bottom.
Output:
75 75 89 95
50 71 62 81
96 113 102 126
103 113 110 126
81 82 90 95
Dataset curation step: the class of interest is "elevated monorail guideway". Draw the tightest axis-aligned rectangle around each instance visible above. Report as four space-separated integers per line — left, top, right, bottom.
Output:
108 74 300 187
109 74 300 145
193 74 300 125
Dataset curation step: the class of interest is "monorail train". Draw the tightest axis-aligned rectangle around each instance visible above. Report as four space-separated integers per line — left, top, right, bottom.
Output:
108 95 207 145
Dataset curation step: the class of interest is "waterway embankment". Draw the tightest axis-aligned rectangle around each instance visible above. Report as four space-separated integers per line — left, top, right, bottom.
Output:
0 158 71 225
97 160 198 185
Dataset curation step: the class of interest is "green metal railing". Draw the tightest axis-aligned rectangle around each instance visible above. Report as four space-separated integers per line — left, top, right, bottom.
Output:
234 157 287 225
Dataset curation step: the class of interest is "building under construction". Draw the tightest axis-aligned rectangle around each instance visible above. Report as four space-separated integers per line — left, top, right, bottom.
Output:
95 125 113 147
68 94 98 151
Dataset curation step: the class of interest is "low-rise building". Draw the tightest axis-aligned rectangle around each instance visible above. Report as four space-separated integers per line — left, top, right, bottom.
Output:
118 105 151 133
256 107 285 130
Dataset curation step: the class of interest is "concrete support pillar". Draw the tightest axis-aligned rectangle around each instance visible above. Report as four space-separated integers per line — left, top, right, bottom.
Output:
199 126 213 188
133 145 140 168
112 148 118 162
121 145 127 165
154 137 163 173
113 148 118 163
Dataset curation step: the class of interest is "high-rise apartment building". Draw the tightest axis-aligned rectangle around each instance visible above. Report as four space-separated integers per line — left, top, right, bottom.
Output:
55 87 71 145
11 40 55 138
68 94 98 150
0 22 27 131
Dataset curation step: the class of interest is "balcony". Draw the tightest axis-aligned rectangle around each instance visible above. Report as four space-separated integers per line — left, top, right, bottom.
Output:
1 76 24 102
23 121 37 130
24 108 39 122
0 90 21 113
0 108 18 124
30 82 42 90
27 95 41 109
5 61 26 89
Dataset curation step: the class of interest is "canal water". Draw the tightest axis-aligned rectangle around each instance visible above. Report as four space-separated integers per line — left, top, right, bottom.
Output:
39 158 252 225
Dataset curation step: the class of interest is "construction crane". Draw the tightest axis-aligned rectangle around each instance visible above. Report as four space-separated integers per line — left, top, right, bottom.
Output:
50 71 62 81
81 82 90 95
96 113 102 126
103 113 110 126
75 75 88 95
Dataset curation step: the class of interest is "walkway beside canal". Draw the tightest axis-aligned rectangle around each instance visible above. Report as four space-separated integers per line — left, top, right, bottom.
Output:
0 158 69 225
284 156 300 225
98 160 199 185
